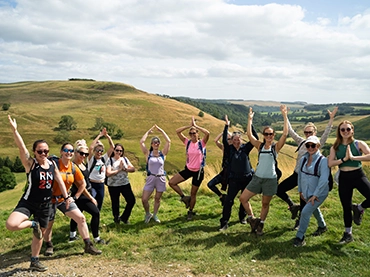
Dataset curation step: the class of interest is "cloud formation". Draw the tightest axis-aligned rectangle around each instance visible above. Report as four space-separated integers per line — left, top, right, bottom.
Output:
0 0 369 103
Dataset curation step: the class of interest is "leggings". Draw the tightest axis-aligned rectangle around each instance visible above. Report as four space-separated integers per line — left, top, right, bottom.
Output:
70 195 100 238
108 184 136 223
339 168 370 228
91 181 105 211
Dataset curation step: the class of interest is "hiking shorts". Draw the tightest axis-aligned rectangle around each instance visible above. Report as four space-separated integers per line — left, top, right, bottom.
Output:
13 198 51 228
179 166 204 187
246 175 278 196
49 201 78 221
144 175 166 193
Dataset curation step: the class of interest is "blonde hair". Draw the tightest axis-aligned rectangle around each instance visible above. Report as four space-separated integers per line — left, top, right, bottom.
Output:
75 139 89 152
304 122 317 133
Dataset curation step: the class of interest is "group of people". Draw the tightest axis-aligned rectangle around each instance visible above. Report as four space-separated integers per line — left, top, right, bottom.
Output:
5 106 370 272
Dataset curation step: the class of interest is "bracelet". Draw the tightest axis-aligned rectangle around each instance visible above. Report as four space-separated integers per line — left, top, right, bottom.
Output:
341 158 345 163
65 195 71 200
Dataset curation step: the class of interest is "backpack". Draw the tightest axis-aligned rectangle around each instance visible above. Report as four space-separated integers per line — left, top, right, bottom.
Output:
300 155 333 191
186 140 206 168
146 151 165 176
258 142 282 181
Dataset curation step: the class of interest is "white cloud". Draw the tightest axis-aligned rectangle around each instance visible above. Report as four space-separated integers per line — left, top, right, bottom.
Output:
0 0 369 103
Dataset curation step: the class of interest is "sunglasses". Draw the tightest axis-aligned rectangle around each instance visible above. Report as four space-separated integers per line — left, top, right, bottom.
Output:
95 149 104 153
263 133 274 136
340 127 352 132
189 132 197 135
78 151 89 157
152 141 160 144
62 148 74 153
36 149 49 155
305 143 317 149
304 131 313 135
115 149 123 152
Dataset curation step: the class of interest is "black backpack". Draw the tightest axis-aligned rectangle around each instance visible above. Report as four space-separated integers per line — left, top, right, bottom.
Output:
300 155 333 191
258 142 282 181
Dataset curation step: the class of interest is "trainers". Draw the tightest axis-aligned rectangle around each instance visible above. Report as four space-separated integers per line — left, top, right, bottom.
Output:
220 194 227 206
219 222 228 231
293 236 306 247
95 238 106 245
30 260 48 272
187 210 194 221
152 215 161 223
239 218 247 225
247 217 260 233
144 213 153 223
84 242 102 255
292 219 300 231
68 235 79 243
256 221 264 236
338 232 354 244
32 222 42 240
312 226 328 236
289 204 300 220
181 196 191 208
44 244 53 256
352 204 364 225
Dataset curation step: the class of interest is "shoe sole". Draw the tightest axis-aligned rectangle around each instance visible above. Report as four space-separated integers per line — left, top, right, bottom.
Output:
30 266 48 272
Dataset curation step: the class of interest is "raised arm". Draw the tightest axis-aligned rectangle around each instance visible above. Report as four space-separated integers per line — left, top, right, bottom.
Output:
140 125 155 157
89 128 107 157
105 132 115 157
156 125 171 156
276 105 288 153
176 124 192 143
247 107 261 149
320 106 338 146
8 115 33 171
193 116 210 144
214 132 223 150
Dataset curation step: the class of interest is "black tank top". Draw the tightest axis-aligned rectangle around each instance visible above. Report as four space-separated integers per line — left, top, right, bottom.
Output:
23 159 56 203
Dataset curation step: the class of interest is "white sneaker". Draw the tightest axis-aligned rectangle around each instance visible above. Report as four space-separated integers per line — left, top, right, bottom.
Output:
144 213 153 223
152 215 161 223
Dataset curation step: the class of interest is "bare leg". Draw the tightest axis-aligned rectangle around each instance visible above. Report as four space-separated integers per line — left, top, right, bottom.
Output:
168 173 186 196
142 190 153 213
260 195 273 221
239 189 257 216
153 191 163 214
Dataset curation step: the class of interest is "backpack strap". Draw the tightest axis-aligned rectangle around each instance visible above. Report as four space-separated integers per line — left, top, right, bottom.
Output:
295 140 306 153
300 155 323 177
186 140 206 167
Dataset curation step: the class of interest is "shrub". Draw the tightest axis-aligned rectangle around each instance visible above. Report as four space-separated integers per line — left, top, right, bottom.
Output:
0 166 17 192
2 103 11 111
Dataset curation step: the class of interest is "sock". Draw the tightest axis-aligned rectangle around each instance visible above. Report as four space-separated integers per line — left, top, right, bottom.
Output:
260 220 265 224
94 236 100 242
70 231 77 238
247 215 253 218
358 204 364 212
31 221 37 228
83 238 91 245
286 198 294 207
45 241 53 247
345 227 352 234
31 256 39 262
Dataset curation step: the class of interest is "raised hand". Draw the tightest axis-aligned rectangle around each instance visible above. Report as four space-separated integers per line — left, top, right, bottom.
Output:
8 115 17 131
328 106 338 119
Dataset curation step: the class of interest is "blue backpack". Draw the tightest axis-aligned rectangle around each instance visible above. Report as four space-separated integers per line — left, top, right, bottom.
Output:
186 140 206 168
146 151 165 176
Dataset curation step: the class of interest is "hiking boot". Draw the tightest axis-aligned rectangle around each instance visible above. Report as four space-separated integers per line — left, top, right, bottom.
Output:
187 210 194 221
220 194 227 206
312 226 328 236
32 222 42 240
289 204 300 220
44 243 53 257
256 221 264 236
95 238 106 244
352 204 364 225
293 236 306 247
144 213 153 223
152 214 161 223
292 219 300 231
68 235 79 243
338 232 354 244
181 196 191 208
247 217 260 233
84 242 102 255
30 260 48 272
219 222 228 231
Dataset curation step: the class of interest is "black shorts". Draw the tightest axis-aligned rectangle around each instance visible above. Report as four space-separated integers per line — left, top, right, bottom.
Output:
179 166 204 187
13 198 51 228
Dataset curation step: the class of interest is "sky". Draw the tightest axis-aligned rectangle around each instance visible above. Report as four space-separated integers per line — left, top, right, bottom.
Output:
0 0 369 104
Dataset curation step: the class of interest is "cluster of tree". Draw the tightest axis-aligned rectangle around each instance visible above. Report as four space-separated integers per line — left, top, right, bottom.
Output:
0 156 22 193
68 78 96 81
53 116 124 144
2 103 11 111
170 97 279 131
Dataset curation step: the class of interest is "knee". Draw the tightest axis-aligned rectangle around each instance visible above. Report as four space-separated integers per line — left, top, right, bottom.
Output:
5 220 16 231
154 196 161 203
76 214 86 225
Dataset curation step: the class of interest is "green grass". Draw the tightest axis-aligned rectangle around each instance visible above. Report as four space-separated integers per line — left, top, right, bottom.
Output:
2 169 370 276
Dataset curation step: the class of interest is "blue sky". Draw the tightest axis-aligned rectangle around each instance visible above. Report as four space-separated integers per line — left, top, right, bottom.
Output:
0 0 369 104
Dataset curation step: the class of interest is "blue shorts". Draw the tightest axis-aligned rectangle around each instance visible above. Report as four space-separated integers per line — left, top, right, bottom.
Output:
144 175 166 193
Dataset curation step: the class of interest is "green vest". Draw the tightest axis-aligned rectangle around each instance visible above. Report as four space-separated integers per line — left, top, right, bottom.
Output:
337 141 362 168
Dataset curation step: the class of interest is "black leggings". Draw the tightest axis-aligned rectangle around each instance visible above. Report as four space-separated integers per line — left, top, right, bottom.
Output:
70 195 100 238
108 184 136 223
339 168 370 228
